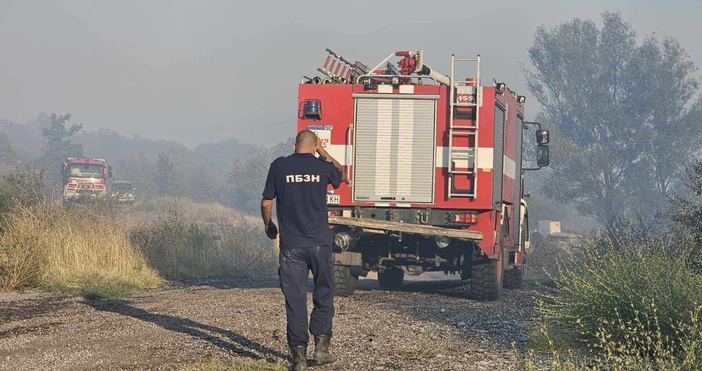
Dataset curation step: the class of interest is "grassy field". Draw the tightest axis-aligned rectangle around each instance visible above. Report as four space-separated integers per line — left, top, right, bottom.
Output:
0 204 161 297
0 198 276 298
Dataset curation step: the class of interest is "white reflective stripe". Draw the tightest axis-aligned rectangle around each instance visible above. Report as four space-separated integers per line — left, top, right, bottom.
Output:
378 85 393 93
503 156 516 180
477 148 494 169
435 147 494 169
374 202 390 207
399 85 414 94
396 99 414 195
375 99 392 194
329 145 498 169
325 145 348 166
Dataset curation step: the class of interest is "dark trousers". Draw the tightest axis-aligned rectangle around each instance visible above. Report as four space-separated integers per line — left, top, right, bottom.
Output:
279 245 335 348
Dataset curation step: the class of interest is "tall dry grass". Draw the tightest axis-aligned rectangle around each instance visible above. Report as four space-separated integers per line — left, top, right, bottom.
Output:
0 203 161 297
131 201 277 280
0 197 277 297
132 196 260 227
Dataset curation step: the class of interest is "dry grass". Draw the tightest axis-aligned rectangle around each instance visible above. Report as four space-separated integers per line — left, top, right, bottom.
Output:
0 197 275 296
0 203 162 297
131 196 260 227
131 202 277 280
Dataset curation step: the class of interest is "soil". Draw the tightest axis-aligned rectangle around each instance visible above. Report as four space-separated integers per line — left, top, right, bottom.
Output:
0 273 550 371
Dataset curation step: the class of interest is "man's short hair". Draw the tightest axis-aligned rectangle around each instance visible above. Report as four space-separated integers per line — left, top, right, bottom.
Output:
295 130 317 150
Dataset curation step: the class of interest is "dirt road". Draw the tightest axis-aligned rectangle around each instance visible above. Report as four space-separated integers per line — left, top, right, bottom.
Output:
0 274 543 370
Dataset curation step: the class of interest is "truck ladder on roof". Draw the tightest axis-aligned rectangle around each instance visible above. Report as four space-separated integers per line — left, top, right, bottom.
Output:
448 55 481 198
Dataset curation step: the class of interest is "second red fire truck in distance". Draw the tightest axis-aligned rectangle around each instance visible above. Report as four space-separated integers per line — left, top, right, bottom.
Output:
297 49 550 300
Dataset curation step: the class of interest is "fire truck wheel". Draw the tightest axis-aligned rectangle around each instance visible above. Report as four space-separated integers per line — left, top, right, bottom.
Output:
378 267 404 289
503 266 524 289
334 265 358 297
460 257 471 281
470 259 502 301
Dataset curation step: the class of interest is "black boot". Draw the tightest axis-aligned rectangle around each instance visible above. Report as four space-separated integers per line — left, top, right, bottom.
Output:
313 335 336 365
289 345 308 371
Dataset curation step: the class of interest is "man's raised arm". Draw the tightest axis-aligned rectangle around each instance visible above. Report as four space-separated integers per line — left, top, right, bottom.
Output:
316 139 348 184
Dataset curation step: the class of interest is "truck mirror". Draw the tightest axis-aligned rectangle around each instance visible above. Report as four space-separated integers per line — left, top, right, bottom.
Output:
536 130 550 144
536 145 550 167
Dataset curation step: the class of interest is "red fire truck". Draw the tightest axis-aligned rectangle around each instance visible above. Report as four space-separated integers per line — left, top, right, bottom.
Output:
61 158 112 204
297 49 550 300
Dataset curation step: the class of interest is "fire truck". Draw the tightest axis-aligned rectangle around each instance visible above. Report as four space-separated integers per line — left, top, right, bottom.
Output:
61 158 112 204
297 49 550 300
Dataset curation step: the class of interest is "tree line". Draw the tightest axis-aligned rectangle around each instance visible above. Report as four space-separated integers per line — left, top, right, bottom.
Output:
0 113 293 214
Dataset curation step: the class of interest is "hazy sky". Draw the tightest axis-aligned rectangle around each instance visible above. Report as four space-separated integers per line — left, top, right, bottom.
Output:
1 0 700 147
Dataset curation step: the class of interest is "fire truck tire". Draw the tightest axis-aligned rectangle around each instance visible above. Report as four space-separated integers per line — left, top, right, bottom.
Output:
470 259 502 301
503 266 524 289
378 267 404 289
460 257 471 281
334 265 358 297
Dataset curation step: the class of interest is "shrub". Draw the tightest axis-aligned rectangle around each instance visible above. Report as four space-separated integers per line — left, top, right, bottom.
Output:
534 228 702 369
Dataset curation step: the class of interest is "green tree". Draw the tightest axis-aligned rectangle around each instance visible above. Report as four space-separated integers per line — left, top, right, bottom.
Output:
628 37 702 213
154 152 176 195
668 161 702 246
112 154 157 196
525 12 702 226
225 138 293 213
0 133 17 164
38 113 83 185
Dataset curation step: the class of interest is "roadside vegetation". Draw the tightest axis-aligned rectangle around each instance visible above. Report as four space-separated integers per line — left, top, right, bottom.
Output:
131 200 277 280
521 164 702 369
0 168 277 298
0 203 161 297
524 232 702 370
518 11 702 370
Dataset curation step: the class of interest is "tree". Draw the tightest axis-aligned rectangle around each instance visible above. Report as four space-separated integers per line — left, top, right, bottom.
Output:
0 133 17 164
225 138 293 213
38 113 83 185
525 12 702 226
112 154 157 196
668 161 702 245
628 37 702 212
154 152 176 195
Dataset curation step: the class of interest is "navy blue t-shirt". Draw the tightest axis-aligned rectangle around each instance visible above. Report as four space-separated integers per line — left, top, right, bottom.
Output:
262 153 342 249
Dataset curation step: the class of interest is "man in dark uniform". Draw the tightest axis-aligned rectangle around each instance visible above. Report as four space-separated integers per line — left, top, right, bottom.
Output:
261 130 345 371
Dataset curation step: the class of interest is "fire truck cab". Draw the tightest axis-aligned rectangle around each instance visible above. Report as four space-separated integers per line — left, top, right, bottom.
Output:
297 49 549 300
61 158 112 204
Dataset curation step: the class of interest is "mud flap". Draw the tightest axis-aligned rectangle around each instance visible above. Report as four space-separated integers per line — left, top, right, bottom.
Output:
333 251 363 276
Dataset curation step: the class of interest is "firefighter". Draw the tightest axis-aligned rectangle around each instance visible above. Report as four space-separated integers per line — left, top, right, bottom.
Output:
260 129 344 371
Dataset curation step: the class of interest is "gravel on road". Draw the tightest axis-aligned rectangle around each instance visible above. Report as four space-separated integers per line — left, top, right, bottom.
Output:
0 274 547 371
